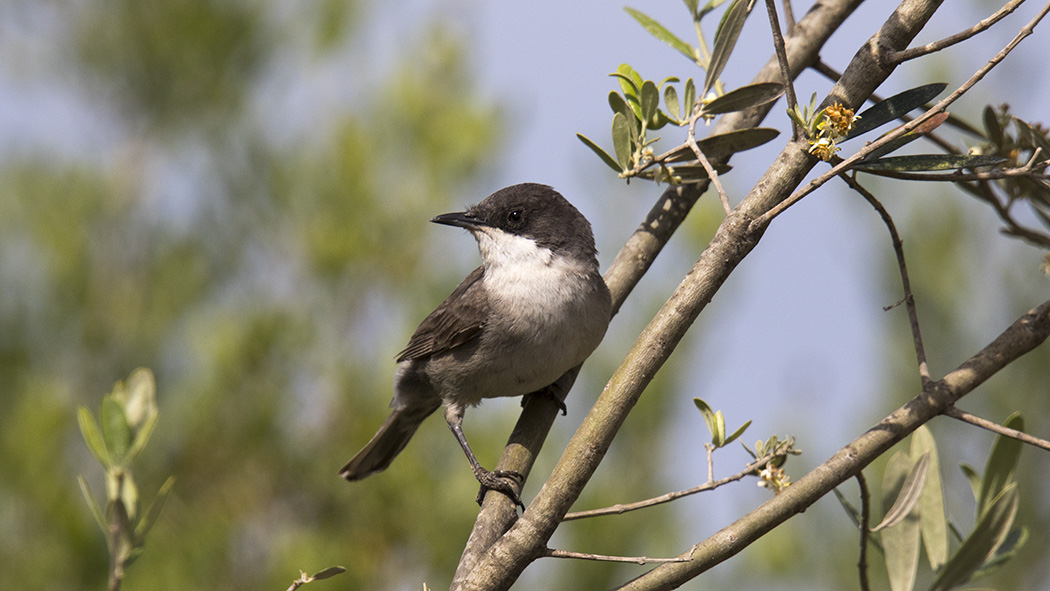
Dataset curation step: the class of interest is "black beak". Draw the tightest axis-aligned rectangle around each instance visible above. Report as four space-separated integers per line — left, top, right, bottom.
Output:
431 211 487 229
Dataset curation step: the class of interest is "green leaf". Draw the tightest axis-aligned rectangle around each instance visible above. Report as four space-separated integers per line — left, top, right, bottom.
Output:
611 64 644 109
843 83 947 141
684 78 696 118
684 0 701 18
881 451 921 591
134 476 175 543
859 112 951 163
625 7 697 63
662 163 733 181
972 526 1028 581
122 470 140 522
123 367 157 430
910 427 948 570
1014 116 1050 157
612 113 633 171
983 105 1003 146
700 82 784 115
704 0 750 96
723 419 751 446
640 80 660 127
666 127 780 162
310 566 347 580
699 0 732 20
78 475 107 534
664 85 681 123
712 410 726 446
693 398 718 438
929 483 1020 591
77 406 112 468
978 412 1023 518
960 463 982 503
854 154 1008 172
577 133 624 173
873 452 929 532
101 397 133 466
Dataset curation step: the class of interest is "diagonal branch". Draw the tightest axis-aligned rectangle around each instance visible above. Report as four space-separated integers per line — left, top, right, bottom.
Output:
617 298 1050 590
886 0 1028 64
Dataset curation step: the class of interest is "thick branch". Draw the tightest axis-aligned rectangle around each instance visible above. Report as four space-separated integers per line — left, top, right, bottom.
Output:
618 299 1050 590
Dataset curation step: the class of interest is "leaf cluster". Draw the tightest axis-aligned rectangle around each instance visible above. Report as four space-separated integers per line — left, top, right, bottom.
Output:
77 368 175 587
837 422 1027 591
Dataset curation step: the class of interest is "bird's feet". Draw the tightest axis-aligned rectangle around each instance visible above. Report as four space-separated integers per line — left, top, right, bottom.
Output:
521 387 568 415
473 466 525 510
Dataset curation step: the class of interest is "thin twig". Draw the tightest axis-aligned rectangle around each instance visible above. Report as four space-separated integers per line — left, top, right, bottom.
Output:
544 548 689 564
944 405 1050 452
852 160 1049 183
753 3 1050 232
887 0 1028 64
765 0 800 140
856 473 871 591
688 114 733 214
562 452 776 521
838 174 931 386
704 443 716 483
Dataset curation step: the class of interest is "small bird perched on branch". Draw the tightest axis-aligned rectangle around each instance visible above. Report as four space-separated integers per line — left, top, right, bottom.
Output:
339 183 611 506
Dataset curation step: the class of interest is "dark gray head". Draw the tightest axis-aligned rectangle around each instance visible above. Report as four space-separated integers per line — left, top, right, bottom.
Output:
431 183 598 263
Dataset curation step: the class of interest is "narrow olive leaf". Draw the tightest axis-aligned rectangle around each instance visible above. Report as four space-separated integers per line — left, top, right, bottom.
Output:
873 452 930 532
576 134 623 173
612 113 633 171
723 419 751 446
684 78 696 117
978 412 1024 518
612 63 644 100
664 85 681 123
78 475 107 533
641 80 660 127
310 566 347 580
668 163 733 180
1013 117 1050 156
960 463 982 503
881 451 921 591
928 483 1020 591
843 82 948 141
854 154 1007 172
704 0 750 96
126 411 158 465
121 470 140 522
134 476 175 543
700 82 784 115
713 410 726 446
699 0 732 20
856 112 951 163
983 105 1003 145
666 127 779 162
77 406 112 468
971 526 1028 580
101 397 133 466
693 398 719 437
625 7 697 63
609 91 631 120
684 0 700 18
911 427 948 570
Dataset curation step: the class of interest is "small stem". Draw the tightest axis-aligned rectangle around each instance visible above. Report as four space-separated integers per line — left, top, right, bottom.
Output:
886 0 1028 64
838 174 931 386
765 0 800 139
544 548 689 564
563 452 777 521
857 473 871 591
944 405 1050 452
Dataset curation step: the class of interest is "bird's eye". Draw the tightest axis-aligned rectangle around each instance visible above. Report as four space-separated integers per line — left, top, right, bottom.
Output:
506 209 524 225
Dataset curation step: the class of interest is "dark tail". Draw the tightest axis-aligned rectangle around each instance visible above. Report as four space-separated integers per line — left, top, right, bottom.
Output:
339 399 441 481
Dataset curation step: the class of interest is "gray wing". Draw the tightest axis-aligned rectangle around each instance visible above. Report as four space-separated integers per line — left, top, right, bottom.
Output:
396 266 489 361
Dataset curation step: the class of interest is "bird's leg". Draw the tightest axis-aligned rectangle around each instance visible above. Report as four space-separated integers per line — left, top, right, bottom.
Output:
443 404 524 509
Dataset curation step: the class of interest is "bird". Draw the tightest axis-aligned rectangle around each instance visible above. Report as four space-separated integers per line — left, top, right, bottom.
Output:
339 183 611 505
